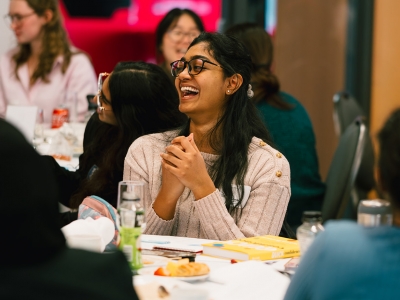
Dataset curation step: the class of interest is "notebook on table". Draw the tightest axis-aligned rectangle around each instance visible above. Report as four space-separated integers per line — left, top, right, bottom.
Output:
141 235 217 253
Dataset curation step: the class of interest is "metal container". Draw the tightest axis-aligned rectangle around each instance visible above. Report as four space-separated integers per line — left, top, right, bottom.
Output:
357 199 392 227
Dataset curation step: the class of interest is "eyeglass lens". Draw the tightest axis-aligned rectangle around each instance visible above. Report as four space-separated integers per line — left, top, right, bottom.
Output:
97 73 109 110
171 59 205 77
169 30 200 42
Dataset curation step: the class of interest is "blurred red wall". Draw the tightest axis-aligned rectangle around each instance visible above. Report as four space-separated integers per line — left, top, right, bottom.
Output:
60 0 221 75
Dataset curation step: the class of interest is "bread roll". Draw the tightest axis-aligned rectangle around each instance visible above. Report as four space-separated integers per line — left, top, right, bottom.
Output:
175 262 210 277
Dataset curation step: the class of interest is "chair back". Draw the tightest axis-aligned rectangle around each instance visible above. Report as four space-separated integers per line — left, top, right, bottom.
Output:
333 91 365 135
322 119 366 222
332 91 376 206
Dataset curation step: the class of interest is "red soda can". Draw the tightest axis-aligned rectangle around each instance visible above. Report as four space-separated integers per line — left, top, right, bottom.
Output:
51 107 69 128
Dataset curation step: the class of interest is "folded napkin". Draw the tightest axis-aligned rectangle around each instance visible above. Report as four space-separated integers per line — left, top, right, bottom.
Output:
62 217 115 252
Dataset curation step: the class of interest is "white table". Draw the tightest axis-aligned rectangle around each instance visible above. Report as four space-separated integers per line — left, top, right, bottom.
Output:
135 235 292 300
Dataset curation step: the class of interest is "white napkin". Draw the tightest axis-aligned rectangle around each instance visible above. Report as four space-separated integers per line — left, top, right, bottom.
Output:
209 261 290 300
62 217 115 252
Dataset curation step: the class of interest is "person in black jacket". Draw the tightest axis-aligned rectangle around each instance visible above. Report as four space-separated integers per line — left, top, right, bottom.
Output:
0 119 139 300
47 61 186 225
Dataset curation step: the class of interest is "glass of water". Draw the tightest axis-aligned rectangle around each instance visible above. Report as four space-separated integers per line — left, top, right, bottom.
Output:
357 199 392 227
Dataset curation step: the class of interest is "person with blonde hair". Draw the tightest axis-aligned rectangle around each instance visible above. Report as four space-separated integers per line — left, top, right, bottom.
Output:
0 0 96 123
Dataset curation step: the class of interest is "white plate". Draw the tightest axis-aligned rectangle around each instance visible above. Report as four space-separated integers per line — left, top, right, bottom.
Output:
142 255 170 268
173 274 209 282
137 267 210 282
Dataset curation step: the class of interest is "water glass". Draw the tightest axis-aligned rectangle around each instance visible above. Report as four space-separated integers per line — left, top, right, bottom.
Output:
33 108 44 148
357 199 392 227
61 90 78 123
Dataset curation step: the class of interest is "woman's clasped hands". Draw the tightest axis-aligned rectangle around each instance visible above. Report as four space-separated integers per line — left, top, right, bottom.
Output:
160 133 216 200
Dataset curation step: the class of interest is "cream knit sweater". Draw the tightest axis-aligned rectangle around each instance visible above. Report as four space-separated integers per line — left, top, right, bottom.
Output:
123 131 290 240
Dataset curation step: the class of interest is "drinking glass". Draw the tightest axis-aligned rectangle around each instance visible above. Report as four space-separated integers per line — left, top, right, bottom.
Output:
357 199 392 227
61 90 78 123
117 181 146 229
32 108 44 149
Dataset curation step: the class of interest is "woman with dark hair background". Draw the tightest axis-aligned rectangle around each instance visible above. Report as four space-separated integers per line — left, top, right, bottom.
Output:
47 61 186 225
124 32 290 240
284 108 400 299
155 8 204 81
226 23 325 231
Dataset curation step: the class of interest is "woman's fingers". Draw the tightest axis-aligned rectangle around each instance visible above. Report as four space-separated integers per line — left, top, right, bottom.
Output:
171 142 184 152
160 152 181 168
171 136 195 152
165 144 185 159
187 133 200 152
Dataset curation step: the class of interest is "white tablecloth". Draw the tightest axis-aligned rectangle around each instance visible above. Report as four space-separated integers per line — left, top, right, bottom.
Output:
134 235 291 300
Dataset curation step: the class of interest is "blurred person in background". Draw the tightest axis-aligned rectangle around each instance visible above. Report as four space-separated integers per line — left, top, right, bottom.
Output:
45 61 186 226
226 23 325 232
284 108 400 300
156 8 204 82
0 119 138 300
0 0 97 123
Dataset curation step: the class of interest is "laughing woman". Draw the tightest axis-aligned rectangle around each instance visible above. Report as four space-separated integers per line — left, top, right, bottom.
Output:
124 32 290 240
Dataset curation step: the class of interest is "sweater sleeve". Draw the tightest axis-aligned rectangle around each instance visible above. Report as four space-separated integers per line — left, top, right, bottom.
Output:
194 147 290 240
123 136 175 236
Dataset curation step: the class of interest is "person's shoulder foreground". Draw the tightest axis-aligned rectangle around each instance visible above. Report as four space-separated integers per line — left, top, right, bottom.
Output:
284 220 400 300
0 248 138 300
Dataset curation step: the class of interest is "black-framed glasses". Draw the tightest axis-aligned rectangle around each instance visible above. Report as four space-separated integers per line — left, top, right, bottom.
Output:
97 72 112 113
4 12 36 26
170 58 223 77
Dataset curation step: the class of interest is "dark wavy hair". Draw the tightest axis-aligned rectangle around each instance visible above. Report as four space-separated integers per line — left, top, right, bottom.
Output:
12 0 77 84
70 61 187 208
225 23 292 110
155 8 204 64
178 32 273 216
378 108 400 208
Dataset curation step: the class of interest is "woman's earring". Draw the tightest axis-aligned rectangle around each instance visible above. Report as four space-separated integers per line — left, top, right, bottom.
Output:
227 90 230 94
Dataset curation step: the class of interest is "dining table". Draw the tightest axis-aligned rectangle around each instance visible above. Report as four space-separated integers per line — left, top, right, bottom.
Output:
134 234 293 300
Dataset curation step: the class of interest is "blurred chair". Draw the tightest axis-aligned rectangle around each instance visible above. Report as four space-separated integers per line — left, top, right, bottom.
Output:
332 91 365 135
332 91 376 207
322 118 367 222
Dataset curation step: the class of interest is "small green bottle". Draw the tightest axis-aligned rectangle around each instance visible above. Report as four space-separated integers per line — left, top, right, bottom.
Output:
118 181 146 271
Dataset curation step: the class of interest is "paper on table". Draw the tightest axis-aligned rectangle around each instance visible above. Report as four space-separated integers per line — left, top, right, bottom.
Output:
141 235 215 253
209 261 290 300
5 105 38 143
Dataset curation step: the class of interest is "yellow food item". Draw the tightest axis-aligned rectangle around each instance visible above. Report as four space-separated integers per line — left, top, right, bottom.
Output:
166 258 190 276
175 262 210 277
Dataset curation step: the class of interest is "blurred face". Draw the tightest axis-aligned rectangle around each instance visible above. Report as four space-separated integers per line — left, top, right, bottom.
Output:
161 14 201 66
8 0 48 45
174 42 229 120
97 73 117 126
